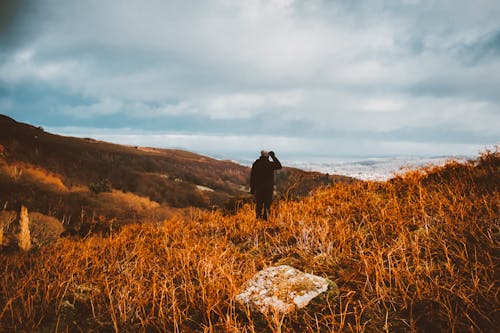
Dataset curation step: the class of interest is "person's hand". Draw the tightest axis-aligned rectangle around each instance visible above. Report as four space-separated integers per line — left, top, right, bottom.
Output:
269 151 275 157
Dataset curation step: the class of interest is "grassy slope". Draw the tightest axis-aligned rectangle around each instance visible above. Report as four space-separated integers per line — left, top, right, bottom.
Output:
0 114 250 209
0 151 498 332
0 114 351 233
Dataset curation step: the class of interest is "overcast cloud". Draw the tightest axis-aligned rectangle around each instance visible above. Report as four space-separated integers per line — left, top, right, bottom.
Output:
0 0 499 159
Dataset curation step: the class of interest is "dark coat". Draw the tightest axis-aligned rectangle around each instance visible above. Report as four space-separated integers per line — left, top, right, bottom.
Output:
250 156 282 193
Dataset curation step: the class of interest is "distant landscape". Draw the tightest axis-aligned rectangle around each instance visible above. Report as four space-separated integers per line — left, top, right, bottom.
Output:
283 155 473 181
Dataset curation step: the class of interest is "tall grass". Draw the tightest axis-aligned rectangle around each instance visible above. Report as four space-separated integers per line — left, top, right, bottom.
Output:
0 161 68 192
0 151 498 332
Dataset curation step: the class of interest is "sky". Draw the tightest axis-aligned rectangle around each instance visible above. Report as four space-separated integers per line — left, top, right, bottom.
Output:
1 0 499 161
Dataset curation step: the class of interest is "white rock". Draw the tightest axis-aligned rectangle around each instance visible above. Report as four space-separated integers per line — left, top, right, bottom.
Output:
235 265 330 314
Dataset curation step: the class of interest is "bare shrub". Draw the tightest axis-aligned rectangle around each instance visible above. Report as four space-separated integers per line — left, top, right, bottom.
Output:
29 212 64 247
89 178 112 194
0 211 17 247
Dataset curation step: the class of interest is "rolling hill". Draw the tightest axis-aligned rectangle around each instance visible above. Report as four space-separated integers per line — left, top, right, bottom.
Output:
0 114 351 234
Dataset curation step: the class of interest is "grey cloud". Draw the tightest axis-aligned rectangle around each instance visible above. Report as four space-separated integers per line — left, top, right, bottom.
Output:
382 126 499 145
453 29 500 65
407 64 500 103
1 0 499 157
0 0 33 44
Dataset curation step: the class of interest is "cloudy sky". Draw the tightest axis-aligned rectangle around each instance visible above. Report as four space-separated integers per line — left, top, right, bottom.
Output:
1 0 499 160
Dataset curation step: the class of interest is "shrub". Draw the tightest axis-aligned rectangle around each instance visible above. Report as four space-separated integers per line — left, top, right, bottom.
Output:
89 178 112 194
29 212 64 248
0 210 17 248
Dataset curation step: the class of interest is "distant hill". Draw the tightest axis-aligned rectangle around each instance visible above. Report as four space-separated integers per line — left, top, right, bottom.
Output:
0 114 352 233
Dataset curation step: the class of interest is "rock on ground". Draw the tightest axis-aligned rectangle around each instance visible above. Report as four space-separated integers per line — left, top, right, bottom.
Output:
235 265 332 314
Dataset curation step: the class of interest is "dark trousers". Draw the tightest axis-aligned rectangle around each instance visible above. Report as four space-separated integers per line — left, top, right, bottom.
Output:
255 189 273 221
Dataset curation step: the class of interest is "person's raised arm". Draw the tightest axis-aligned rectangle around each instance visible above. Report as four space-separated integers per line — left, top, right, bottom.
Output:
269 151 282 170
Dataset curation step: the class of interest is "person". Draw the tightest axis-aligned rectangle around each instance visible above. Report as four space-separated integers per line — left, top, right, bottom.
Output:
250 150 282 220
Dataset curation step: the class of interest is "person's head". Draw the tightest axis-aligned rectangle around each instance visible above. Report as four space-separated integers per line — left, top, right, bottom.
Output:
260 150 269 158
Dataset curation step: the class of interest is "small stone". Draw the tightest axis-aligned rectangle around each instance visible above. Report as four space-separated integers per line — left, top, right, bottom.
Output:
235 265 332 314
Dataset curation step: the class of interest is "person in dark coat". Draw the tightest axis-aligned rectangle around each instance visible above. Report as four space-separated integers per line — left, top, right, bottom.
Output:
250 150 282 220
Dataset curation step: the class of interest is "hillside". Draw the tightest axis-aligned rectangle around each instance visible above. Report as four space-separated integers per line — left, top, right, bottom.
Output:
0 114 351 233
0 114 249 206
0 150 498 332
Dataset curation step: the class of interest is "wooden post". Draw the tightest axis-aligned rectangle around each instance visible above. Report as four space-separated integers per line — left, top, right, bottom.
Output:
18 206 31 251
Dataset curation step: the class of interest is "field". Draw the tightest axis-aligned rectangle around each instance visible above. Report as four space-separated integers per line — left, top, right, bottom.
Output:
0 150 498 332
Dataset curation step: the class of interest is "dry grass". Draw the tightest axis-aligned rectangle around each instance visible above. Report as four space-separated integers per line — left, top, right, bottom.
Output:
0 150 498 332
0 161 68 192
99 190 161 212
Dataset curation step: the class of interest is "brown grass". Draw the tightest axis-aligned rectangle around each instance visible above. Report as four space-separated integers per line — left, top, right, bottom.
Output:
0 158 182 234
0 150 498 332
0 161 68 192
98 190 160 212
